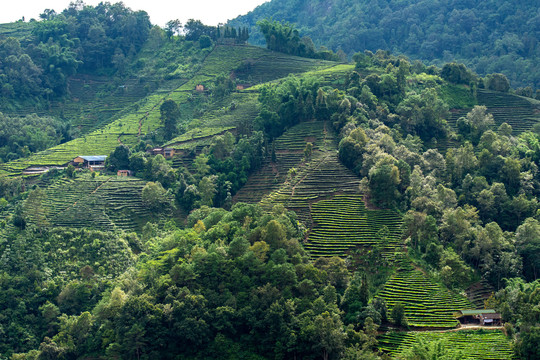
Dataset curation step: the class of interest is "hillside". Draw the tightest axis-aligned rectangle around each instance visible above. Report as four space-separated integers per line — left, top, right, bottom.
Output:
0 7 538 360
229 0 540 88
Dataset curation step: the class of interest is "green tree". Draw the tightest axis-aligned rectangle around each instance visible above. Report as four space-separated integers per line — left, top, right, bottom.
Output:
141 181 171 211
198 175 217 207
165 19 182 38
515 218 540 281
485 73 510 92
391 302 407 328
160 99 180 140
369 160 401 208
107 145 131 171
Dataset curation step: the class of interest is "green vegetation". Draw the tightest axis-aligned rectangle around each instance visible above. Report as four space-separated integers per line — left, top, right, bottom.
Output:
0 3 539 359
305 195 402 259
20 174 175 232
378 330 514 359
230 0 540 88
375 264 471 328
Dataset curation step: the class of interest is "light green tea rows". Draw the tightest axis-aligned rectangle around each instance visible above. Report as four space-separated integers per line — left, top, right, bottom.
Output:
378 329 514 359
305 194 402 258
375 266 471 328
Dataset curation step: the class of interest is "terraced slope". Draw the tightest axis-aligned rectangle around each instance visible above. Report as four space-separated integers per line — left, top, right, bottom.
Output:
376 265 472 328
233 52 337 84
0 22 32 39
378 330 514 359
466 280 495 308
235 120 330 204
448 90 540 134
253 120 363 224
305 194 402 259
26 175 173 232
0 45 335 177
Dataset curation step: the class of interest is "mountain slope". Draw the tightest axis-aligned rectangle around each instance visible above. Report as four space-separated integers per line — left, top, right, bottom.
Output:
229 0 540 88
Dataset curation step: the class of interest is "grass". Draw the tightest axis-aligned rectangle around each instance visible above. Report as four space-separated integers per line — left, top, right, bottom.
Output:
439 83 477 109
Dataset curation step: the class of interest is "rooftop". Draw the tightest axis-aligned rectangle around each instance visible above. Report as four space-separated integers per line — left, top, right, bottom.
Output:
459 309 497 316
79 156 107 161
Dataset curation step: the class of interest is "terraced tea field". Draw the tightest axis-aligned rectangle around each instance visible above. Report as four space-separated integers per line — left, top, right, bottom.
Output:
304 194 402 258
25 175 174 232
375 265 472 328
245 119 366 226
378 329 514 359
233 51 337 84
0 46 335 176
235 120 331 204
447 90 540 134
466 280 496 308
259 152 362 223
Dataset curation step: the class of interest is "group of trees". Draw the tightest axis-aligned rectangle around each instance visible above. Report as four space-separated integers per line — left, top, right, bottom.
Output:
0 113 70 163
105 129 265 213
217 26 250 44
1 203 399 359
257 19 342 61
252 49 539 303
0 1 151 103
0 5 539 358
254 50 539 356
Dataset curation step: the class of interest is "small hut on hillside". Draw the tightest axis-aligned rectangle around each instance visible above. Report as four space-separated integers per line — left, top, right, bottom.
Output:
457 309 502 326
117 170 132 177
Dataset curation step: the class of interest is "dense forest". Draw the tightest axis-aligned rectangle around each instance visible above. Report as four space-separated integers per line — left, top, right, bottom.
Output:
229 0 540 88
0 2 539 360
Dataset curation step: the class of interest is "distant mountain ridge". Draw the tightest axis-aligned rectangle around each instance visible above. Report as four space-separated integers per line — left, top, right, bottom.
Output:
229 0 540 88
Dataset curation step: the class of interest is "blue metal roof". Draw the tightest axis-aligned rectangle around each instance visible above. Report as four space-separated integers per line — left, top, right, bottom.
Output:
79 156 107 161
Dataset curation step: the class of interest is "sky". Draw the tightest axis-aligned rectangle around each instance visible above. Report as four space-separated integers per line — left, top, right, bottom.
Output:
0 0 268 27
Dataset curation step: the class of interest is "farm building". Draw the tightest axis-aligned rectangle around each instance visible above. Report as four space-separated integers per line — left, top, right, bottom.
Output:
236 84 250 90
149 147 175 158
73 156 107 170
117 170 132 177
195 84 205 92
457 310 502 326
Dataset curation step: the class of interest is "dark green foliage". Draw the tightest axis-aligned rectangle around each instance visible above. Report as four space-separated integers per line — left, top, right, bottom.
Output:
515 326 540 360
199 35 213 49
391 302 407 328
255 75 320 140
396 88 449 141
107 145 131 172
184 19 217 41
160 99 180 140
0 227 135 356
0 113 69 163
0 8 536 359
441 63 476 85
485 73 511 92
257 19 339 60
230 0 540 87
8 204 382 359
0 2 151 102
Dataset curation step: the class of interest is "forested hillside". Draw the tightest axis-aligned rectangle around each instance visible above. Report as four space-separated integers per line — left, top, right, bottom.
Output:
229 0 540 88
0 3 539 360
